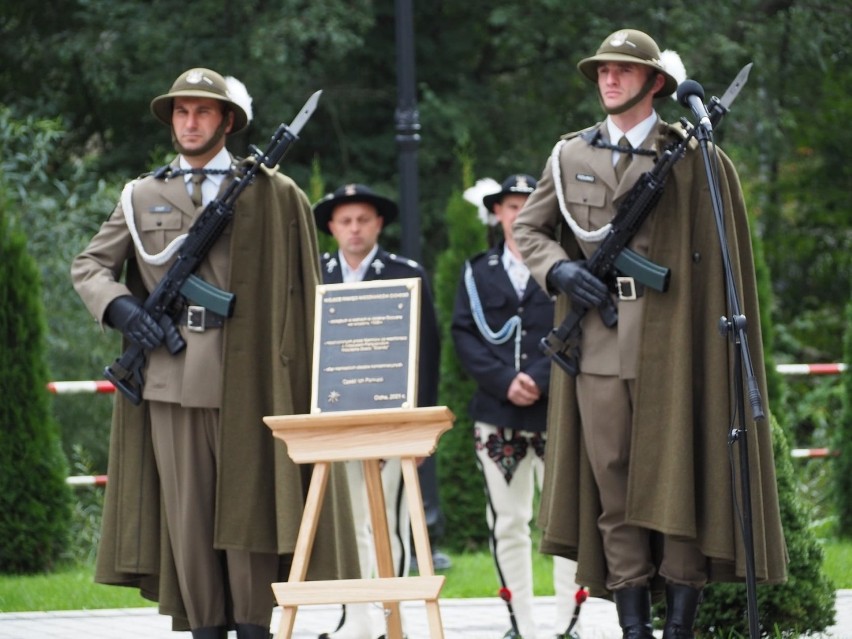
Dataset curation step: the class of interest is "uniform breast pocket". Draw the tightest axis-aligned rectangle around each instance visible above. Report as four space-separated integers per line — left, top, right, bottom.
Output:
139 210 185 251
565 182 607 230
482 288 512 312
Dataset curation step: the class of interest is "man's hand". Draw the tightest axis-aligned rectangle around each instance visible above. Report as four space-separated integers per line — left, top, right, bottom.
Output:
105 295 164 350
546 260 608 309
507 372 541 407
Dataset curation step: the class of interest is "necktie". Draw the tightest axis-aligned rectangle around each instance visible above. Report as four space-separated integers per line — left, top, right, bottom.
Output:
614 136 632 182
190 173 205 208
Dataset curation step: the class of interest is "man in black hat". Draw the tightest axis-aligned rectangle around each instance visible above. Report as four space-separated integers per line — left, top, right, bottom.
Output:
451 175 585 639
313 183 443 639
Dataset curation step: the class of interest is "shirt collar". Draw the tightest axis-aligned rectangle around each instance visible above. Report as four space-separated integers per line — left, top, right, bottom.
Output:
179 147 232 188
340 244 380 283
606 111 658 150
501 244 526 272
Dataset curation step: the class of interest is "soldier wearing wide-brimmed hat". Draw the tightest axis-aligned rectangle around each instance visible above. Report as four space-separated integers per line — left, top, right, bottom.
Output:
72 68 358 639
514 28 787 639
313 183 445 639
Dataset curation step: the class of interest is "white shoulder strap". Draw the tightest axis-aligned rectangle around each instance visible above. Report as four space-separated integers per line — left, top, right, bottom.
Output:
551 138 611 243
121 179 188 265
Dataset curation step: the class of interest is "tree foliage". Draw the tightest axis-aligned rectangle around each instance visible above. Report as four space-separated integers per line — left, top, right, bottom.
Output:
0 196 73 573
0 106 119 471
432 148 490 550
836 302 852 537
0 4 848 613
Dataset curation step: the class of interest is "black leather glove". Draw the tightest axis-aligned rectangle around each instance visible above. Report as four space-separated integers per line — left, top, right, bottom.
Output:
105 296 164 350
546 260 609 309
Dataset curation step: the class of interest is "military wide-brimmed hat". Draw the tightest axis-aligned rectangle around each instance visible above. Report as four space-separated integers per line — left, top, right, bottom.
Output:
578 29 679 98
482 174 538 212
150 67 252 132
313 184 399 235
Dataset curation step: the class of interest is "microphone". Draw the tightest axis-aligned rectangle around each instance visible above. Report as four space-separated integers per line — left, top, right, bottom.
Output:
677 79 713 132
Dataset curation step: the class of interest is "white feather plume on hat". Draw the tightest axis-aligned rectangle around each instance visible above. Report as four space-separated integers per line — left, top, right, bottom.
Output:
659 50 687 99
225 76 253 123
463 178 501 226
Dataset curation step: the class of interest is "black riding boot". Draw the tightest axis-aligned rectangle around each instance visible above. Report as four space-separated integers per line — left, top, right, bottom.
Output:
236 622 273 639
191 627 227 639
662 583 702 639
614 586 654 639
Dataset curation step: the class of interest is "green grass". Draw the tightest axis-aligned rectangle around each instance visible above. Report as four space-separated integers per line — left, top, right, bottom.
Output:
0 565 154 612
822 538 852 588
1 539 849 613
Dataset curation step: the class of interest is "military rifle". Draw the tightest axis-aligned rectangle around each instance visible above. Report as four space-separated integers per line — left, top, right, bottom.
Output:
105 90 322 405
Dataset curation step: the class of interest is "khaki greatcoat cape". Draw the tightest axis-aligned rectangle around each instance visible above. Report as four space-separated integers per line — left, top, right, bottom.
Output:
513 121 788 597
72 158 358 629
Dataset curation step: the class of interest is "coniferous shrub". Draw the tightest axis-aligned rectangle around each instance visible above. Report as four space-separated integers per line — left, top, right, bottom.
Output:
695 415 836 635
434 152 490 551
0 201 73 573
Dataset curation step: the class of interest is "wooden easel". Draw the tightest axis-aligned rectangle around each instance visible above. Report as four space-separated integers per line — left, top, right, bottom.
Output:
264 406 454 639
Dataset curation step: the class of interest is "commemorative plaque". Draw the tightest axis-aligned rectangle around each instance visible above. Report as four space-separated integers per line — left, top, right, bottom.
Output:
311 278 420 413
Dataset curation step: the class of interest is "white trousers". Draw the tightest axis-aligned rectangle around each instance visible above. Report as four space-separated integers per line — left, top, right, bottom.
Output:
323 459 411 639
475 422 582 639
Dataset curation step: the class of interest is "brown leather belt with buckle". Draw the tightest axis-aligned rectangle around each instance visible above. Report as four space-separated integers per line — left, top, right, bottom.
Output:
179 305 226 332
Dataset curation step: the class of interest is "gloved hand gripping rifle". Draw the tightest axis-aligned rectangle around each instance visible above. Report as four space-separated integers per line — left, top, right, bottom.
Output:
105 91 322 405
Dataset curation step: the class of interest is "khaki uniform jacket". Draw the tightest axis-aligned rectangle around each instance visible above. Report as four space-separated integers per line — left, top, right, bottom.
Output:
514 120 788 596
71 157 358 629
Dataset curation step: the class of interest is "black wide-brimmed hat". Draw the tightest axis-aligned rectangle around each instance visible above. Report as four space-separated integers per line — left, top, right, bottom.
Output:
313 184 399 235
482 174 538 212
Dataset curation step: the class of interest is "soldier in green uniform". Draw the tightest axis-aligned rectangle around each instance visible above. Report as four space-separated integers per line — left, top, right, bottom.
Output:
72 68 357 638
514 29 787 638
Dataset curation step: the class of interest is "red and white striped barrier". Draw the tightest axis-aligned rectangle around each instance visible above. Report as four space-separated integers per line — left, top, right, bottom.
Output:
47 380 116 394
776 363 847 375
66 474 108 486
46 364 847 396
53 364 847 484
790 448 838 459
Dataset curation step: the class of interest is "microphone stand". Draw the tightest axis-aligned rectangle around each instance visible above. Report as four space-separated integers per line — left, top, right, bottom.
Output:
691 113 764 639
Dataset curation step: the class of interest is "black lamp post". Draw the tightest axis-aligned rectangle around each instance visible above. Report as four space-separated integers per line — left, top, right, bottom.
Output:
394 0 421 262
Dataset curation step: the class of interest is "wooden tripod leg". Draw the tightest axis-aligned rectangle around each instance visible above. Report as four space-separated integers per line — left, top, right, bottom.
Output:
363 459 404 639
274 461 331 639
401 457 445 638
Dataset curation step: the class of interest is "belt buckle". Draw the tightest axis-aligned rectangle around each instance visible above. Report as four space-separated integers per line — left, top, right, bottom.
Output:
186 305 206 333
616 276 637 301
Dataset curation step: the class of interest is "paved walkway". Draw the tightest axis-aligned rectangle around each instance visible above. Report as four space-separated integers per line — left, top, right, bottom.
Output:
1 592 850 639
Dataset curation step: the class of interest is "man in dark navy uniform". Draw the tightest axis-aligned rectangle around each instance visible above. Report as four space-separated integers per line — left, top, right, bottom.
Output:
313 183 443 639
452 175 584 639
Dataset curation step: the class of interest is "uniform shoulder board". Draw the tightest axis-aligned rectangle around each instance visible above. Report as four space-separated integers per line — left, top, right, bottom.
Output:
664 120 690 140
561 123 600 142
466 250 490 266
388 253 421 270
150 165 172 180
